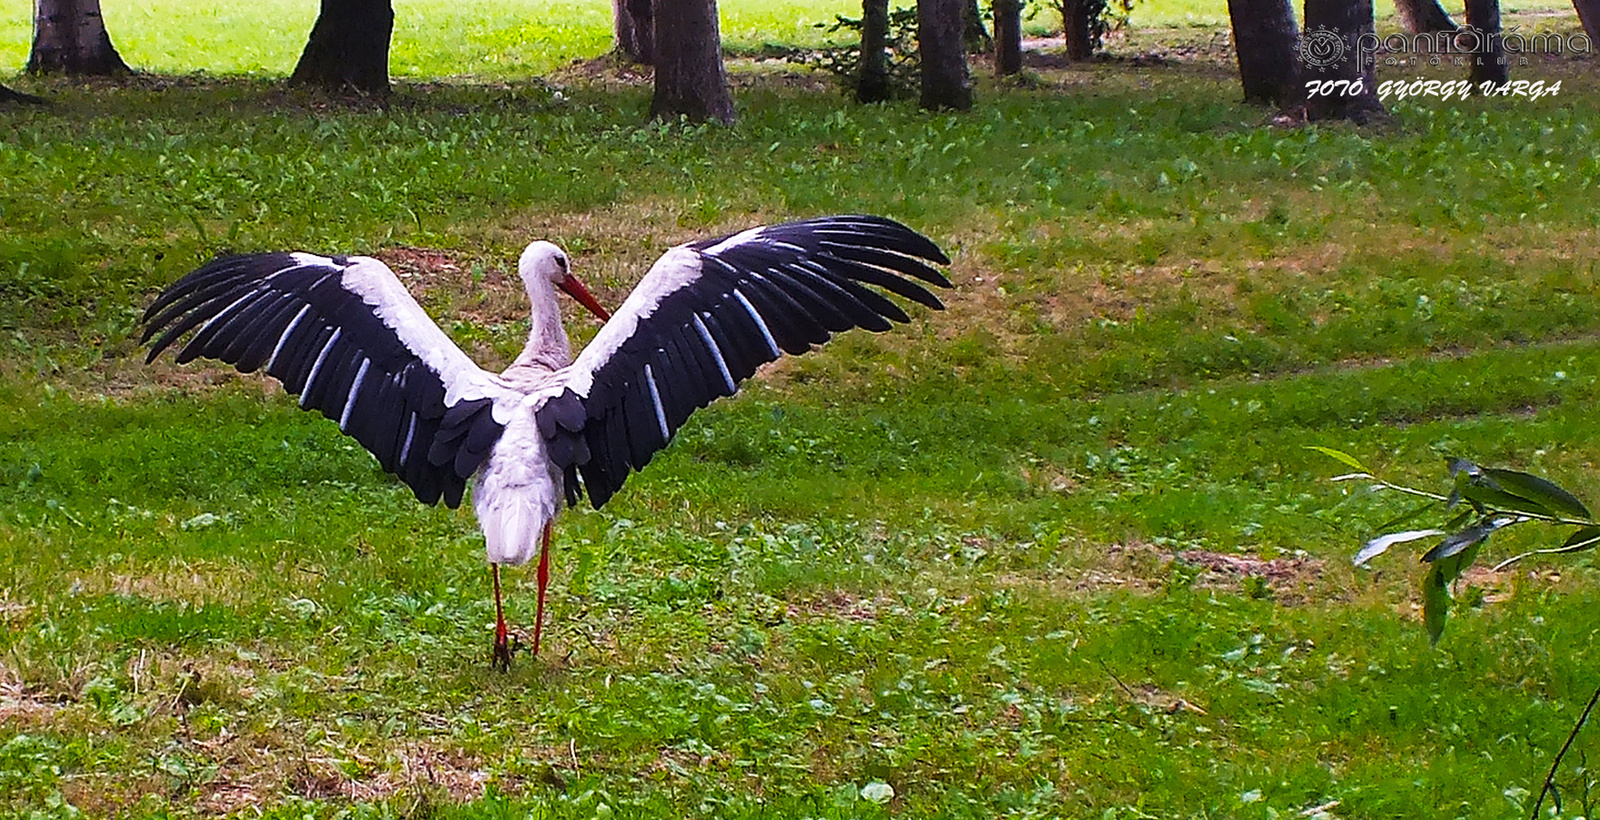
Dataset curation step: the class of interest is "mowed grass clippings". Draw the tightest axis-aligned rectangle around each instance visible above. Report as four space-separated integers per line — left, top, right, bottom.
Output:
4 1 1600 818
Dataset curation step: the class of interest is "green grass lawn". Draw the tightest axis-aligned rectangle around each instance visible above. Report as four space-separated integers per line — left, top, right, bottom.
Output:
0 0 865 78
1 0 1585 76
4 1 1600 818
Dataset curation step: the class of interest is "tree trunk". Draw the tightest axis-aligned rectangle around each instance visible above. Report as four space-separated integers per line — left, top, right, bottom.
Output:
918 0 973 110
1393 0 1457 33
0 82 47 105
1299 0 1388 124
858 0 893 102
289 0 394 95
614 0 654 65
1575 0 1600 44
1062 0 1095 60
994 0 1023 76
1464 0 1508 85
1227 0 1299 105
27 0 130 76
651 0 735 123
962 0 992 52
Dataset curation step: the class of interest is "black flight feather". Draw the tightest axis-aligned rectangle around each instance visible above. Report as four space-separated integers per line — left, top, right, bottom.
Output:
562 215 950 510
142 252 502 509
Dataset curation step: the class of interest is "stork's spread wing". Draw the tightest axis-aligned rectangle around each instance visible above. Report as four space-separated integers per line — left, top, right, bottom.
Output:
539 215 951 508
141 252 509 507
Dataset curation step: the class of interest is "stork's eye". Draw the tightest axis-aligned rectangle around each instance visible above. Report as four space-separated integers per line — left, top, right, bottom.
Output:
557 255 569 272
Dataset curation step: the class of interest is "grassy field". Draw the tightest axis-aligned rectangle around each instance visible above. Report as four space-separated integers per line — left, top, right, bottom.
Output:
4 1 1600 818
0 0 1585 76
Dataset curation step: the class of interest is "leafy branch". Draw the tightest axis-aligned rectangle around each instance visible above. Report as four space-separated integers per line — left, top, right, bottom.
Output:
1318 447 1600 818
1313 446 1599 645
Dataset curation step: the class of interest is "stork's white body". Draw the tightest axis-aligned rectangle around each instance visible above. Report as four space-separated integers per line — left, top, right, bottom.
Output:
141 215 951 666
473 242 582 568
476 398 564 566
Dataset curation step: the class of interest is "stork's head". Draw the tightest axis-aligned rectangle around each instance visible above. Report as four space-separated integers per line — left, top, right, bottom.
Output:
518 240 610 322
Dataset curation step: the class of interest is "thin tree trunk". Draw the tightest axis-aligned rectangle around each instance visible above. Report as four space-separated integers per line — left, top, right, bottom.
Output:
1393 0 1458 33
918 0 973 110
1465 0 1508 85
858 0 893 102
1062 0 1095 60
614 0 654 65
1227 0 1299 105
962 0 992 52
994 0 1023 76
289 0 394 95
651 0 735 123
27 0 130 76
1571 0 1600 45
1299 0 1388 124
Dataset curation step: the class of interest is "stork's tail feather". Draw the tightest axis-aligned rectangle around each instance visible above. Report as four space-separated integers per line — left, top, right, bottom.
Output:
482 496 545 567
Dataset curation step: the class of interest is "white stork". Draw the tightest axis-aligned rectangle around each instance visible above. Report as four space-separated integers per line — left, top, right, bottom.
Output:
141 215 950 669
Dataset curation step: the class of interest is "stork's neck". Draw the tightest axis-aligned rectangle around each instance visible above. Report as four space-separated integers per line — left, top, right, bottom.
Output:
508 275 573 374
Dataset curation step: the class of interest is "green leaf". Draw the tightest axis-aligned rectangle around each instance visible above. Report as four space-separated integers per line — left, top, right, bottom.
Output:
1458 482 1553 517
1421 517 1512 563
1562 525 1600 551
1445 457 1481 478
1482 468 1592 520
1374 500 1444 534
1422 525 1485 564
1423 539 1483 646
1423 563 1451 645
1354 529 1446 567
1447 461 1592 520
1434 534 1484 586
1306 446 1370 474
1446 460 1479 510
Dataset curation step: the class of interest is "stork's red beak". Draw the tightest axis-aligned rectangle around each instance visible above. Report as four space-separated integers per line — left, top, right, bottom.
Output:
558 275 611 322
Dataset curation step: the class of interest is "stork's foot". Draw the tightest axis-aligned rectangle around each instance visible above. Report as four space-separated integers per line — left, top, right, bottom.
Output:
491 632 521 672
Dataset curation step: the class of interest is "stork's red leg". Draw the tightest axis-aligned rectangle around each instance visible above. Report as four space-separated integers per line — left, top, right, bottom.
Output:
491 563 513 671
532 522 553 656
